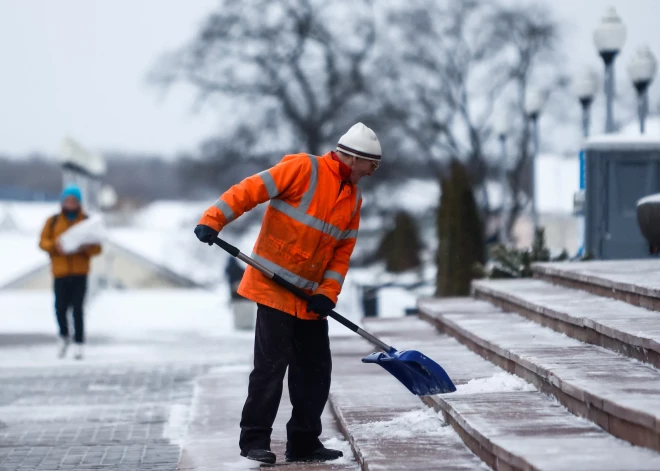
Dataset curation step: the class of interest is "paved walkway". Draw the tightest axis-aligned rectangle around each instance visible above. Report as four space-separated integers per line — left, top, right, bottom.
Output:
178 365 356 470
0 361 204 470
0 290 357 470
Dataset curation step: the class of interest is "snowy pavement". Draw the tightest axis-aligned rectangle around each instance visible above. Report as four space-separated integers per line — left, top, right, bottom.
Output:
177 365 357 471
0 288 358 470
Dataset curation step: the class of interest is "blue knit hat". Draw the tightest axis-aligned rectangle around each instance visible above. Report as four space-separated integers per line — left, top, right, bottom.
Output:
61 184 82 203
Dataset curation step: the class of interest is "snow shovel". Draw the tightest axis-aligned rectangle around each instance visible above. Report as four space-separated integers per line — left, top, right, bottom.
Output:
213 237 456 396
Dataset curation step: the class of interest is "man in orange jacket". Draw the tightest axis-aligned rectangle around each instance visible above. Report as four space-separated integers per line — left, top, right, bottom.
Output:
39 184 102 360
195 123 381 465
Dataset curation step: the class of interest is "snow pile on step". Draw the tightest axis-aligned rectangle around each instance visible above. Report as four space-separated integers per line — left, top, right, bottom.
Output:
322 437 360 466
454 372 536 395
352 409 451 439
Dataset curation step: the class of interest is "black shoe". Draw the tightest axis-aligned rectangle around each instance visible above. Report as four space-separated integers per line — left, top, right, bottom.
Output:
285 446 343 462
240 449 276 465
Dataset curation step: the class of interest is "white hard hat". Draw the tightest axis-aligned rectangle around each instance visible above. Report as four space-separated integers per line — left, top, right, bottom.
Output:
337 122 382 162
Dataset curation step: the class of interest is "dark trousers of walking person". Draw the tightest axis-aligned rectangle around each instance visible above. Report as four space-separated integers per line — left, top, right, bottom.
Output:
240 304 331 456
54 275 87 343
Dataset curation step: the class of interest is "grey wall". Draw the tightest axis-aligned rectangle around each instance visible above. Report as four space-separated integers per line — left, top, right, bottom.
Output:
585 139 660 260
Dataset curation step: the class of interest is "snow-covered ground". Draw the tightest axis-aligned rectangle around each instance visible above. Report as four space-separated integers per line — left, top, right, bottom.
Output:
0 201 59 233
0 202 59 287
0 282 375 369
0 233 49 287
0 287 252 367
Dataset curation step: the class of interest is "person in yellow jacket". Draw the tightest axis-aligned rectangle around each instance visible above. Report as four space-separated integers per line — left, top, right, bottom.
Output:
195 123 381 465
39 185 102 359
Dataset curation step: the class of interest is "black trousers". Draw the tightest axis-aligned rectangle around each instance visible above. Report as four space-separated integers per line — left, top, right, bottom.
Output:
54 275 87 344
239 304 331 455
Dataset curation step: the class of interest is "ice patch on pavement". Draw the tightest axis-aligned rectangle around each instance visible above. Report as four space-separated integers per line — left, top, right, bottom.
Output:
163 404 190 446
352 409 451 439
209 364 252 374
454 372 536 394
87 384 123 392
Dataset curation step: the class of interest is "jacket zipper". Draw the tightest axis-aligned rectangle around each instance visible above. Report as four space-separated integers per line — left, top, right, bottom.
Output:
65 218 73 274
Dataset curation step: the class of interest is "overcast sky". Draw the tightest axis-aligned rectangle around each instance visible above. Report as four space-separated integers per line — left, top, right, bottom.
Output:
1 0 659 158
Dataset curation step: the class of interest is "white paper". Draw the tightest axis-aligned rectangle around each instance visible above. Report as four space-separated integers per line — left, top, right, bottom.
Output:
58 214 105 254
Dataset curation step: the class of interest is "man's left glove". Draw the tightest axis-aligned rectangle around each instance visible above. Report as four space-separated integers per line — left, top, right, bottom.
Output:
194 224 219 246
306 294 335 318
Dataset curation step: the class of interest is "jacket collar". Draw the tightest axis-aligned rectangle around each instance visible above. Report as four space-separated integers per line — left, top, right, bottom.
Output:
322 151 352 182
59 209 86 223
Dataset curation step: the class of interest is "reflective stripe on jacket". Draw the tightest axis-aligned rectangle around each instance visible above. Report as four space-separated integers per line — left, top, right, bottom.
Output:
198 151 362 319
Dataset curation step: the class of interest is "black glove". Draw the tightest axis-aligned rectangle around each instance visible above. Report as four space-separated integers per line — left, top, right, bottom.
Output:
194 224 219 246
306 294 335 318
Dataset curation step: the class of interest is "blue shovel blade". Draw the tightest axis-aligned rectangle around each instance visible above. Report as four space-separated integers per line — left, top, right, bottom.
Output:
362 349 456 396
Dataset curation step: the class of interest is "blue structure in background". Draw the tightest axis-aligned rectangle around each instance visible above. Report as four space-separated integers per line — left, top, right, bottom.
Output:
579 149 586 190
0 185 58 202
585 139 660 259
576 149 586 257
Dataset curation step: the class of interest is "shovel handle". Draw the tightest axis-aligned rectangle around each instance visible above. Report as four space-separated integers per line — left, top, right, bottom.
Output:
213 237 393 352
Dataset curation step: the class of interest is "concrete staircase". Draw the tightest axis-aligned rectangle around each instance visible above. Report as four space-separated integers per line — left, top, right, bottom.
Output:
328 259 660 470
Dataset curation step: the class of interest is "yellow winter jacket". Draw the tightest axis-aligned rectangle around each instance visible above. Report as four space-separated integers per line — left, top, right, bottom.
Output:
38 211 102 278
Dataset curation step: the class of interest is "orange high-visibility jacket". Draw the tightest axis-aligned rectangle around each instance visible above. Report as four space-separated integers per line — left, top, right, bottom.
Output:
198 151 362 320
39 212 102 278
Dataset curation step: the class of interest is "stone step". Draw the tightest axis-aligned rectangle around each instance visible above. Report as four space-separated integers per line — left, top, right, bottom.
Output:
330 333 490 470
533 260 660 311
472 278 660 368
332 318 660 470
418 297 660 452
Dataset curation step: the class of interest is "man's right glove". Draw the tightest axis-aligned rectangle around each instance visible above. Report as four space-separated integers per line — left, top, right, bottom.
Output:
194 224 219 246
306 294 335 318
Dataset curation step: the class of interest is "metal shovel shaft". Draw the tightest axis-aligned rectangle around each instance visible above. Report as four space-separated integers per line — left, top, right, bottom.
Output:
214 237 394 353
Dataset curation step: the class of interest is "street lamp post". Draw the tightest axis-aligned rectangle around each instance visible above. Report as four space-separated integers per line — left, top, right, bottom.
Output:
574 68 598 138
627 46 658 134
525 88 544 230
593 7 627 134
572 68 598 256
494 112 509 245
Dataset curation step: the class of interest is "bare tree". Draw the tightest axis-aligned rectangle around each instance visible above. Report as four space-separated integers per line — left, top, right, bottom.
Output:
491 3 567 239
380 0 510 178
378 0 564 240
152 0 379 159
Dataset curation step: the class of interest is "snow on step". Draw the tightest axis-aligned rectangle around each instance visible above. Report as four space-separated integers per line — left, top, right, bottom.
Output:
351 318 660 470
534 260 660 300
359 317 503 385
330 336 488 470
419 298 660 449
473 278 660 355
435 391 660 471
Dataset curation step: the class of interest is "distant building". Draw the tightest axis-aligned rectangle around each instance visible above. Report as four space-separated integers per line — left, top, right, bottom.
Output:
0 186 58 202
